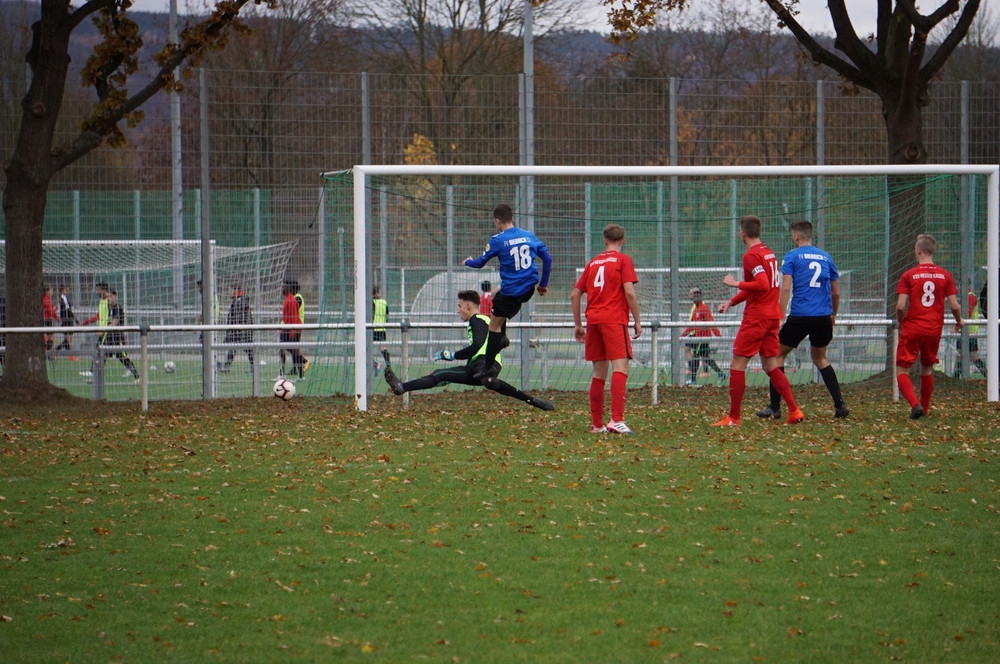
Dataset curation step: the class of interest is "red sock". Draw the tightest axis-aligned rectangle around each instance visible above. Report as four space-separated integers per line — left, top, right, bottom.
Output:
897 374 918 408
589 377 606 428
766 367 798 412
920 374 934 412
728 369 746 420
610 371 627 422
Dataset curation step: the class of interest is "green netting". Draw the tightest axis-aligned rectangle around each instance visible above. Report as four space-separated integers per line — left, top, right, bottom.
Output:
310 172 989 397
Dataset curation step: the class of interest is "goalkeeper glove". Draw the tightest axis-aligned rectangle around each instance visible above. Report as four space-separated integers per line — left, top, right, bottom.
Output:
434 350 455 361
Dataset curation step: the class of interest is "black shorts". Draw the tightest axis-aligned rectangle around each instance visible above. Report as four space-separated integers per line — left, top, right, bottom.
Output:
280 331 301 344
492 288 536 319
779 315 833 349
956 337 979 353
373 330 387 342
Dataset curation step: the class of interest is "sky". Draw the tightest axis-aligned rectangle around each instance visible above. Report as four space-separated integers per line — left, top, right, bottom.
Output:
122 0 998 44
125 0 881 36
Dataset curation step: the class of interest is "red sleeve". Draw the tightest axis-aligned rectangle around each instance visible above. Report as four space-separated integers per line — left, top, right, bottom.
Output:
739 271 770 293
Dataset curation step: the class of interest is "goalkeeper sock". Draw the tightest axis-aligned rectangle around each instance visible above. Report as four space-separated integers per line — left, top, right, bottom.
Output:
896 374 918 408
920 374 934 412
728 369 746 420
610 371 627 422
589 377 606 428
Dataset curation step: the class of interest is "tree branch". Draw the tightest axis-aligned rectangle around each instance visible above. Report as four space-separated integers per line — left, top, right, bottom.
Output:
826 0 880 76
53 0 261 171
896 0 960 33
920 0 981 79
759 0 870 88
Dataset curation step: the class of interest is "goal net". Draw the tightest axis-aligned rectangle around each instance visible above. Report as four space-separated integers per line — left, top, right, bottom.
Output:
317 165 998 410
0 239 298 400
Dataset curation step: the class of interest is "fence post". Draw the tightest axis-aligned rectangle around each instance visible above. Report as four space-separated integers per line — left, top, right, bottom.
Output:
401 319 410 409
140 324 149 411
650 321 659 406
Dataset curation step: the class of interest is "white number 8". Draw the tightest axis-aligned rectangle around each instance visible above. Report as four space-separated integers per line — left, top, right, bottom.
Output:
920 281 936 307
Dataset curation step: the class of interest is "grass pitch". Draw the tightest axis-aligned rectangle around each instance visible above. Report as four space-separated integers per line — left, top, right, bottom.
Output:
1 380 998 662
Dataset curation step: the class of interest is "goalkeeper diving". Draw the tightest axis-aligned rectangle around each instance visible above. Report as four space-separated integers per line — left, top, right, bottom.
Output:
383 290 554 411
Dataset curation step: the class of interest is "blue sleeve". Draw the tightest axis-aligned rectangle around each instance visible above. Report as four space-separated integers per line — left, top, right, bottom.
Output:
537 242 553 288
781 250 795 275
465 238 498 269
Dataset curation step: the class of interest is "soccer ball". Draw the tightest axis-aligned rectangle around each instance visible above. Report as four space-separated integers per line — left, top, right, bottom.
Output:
273 378 296 401
164 361 176 373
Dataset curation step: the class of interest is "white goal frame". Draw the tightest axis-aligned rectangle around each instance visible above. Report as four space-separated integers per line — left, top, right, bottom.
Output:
331 164 1000 411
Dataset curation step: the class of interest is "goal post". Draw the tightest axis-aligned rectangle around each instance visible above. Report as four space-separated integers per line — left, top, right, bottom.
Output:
327 164 999 411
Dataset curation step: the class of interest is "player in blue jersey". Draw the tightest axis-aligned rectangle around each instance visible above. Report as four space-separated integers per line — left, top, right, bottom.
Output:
464 203 552 380
757 220 849 419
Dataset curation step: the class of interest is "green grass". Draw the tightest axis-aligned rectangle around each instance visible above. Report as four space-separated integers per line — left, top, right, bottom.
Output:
1 380 998 662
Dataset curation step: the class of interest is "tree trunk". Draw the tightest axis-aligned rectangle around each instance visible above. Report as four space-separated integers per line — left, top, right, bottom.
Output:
882 89 927 371
1 3 72 392
2 172 50 387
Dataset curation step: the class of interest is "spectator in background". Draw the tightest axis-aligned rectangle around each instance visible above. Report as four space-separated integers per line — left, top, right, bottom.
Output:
103 289 139 381
479 280 494 317
681 287 727 386
54 284 77 355
218 283 255 377
280 281 308 379
953 283 986 379
43 284 59 352
79 282 110 379
372 286 388 375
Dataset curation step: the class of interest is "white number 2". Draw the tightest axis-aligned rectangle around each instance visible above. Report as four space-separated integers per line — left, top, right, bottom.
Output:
920 281 936 307
509 245 532 270
808 261 822 288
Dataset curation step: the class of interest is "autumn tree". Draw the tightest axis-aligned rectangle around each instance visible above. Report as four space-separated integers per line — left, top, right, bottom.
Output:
1 0 274 395
605 0 983 359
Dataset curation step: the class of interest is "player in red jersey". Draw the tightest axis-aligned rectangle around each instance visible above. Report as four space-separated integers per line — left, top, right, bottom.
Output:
895 234 963 419
712 215 802 426
571 224 642 434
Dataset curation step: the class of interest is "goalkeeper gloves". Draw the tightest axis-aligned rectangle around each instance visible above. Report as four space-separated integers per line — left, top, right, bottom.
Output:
434 350 455 361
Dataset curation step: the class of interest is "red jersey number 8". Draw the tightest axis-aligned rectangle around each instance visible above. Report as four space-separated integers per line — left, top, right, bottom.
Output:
921 281 936 307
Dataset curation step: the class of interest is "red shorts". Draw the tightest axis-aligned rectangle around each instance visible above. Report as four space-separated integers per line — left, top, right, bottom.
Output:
895 328 941 368
732 318 780 358
585 323 633 362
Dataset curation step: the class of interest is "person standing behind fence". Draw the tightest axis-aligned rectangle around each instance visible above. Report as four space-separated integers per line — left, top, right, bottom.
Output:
571 224 641 434
372 286 388 374
79 282 110 379
43 284 60 352
479 280 494 317
682 287 727 386
103 289 139 381
55 285 77 355
894 234 963 419
280 281 308 379
954 284 986 378
218 283 255 377
756 220 849 419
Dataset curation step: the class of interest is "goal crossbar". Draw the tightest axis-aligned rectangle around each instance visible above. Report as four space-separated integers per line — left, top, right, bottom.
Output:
337 164 1000 410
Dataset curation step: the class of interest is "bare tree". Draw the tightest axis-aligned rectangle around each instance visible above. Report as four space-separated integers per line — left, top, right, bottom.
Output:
2 0 274 395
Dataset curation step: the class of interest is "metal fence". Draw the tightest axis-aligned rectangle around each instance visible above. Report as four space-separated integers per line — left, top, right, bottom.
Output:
1 72 997 400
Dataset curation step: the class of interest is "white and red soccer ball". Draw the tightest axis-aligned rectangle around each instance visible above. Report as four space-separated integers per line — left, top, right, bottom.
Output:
273 378 296 400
